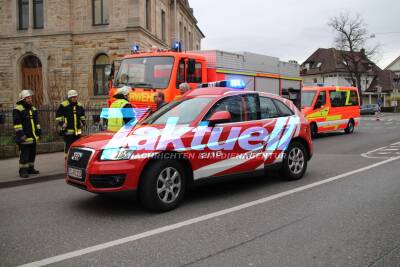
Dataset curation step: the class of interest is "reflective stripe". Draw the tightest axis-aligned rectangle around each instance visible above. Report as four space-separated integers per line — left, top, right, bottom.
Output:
56 117 64 121
36 124 41 129
73 106 78 135
29 110 38 141
19 164 29 168
80 116 86 120
14 124 23 130
107 99 129 131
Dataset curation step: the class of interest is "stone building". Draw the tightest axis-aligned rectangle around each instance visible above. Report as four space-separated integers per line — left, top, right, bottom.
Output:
0 0 204 106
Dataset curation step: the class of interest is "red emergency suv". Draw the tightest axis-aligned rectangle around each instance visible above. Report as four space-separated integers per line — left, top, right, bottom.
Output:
67 82 313 212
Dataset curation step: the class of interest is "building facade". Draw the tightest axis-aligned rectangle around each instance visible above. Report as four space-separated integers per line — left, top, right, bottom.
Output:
0 0 204 106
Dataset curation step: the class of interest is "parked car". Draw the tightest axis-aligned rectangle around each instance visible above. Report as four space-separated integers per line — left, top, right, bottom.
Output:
360 104 379 115
66 82 313 212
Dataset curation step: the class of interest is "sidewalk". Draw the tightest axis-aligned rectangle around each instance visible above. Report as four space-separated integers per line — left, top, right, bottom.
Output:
0 152 65 188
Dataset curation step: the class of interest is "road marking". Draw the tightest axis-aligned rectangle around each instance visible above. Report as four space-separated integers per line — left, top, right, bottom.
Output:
361 141 400 159
19 156 400 267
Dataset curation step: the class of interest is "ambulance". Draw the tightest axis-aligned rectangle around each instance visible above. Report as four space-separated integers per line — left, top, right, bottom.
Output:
301 85 360 137
107 44 302 112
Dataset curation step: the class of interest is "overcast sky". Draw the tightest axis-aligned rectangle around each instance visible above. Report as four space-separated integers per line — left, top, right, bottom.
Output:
190 0 400 69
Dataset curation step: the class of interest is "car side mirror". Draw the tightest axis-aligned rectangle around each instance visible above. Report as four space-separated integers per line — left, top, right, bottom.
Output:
208 111 231 126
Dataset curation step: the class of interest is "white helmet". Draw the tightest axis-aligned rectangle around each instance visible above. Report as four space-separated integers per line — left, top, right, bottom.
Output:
67 90 78 98
116 86 130 96
19 90 34 101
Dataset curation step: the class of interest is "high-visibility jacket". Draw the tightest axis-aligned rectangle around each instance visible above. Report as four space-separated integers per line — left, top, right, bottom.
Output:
107 99 135 131
56 100 86 136
12 101 41 144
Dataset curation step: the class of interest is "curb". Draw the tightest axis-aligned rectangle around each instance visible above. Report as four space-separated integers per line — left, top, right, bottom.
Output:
0 173 64 189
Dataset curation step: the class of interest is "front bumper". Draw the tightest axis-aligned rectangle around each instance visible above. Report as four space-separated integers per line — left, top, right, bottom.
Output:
66 148 145 193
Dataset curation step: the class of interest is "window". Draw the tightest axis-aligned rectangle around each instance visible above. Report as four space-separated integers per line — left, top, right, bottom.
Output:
146 0 151 30
187 61 202 83
184 26 187 49
176 59 185 86
161 10 166 41
329 91 347 107
245 94 259 121
273 99 294 116
93 54 110 95
179 21 183 41
93 0 109 25
301 91 316 108
314 91 326 109
115 57 174 89
18 0 29 30
313 78 317 83
348 90 359 106
260 97 279 119
189 32 193 50
32 0 44 29
205 96 244 123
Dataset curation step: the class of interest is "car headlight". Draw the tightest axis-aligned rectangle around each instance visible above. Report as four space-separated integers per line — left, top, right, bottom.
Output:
100 147 136 161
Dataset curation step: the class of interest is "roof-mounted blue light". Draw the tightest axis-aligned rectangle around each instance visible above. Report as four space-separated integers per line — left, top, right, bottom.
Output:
131 44 140 53
198 79 246 90
228 79 246 89
173 41 182 52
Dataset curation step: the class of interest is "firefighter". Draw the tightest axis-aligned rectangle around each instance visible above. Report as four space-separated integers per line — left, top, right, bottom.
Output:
13 90 41 178
179 82 191 95
56 90 86 158
154 92 166 110
107 86 136 131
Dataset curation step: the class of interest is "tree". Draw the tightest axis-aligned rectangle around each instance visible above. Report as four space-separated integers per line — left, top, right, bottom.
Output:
328 13 379 104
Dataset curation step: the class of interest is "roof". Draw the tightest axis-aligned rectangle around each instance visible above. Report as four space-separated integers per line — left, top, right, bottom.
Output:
300 48 381 76
366 70 400 92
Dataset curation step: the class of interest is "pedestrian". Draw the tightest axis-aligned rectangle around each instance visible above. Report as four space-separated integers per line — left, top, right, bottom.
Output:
107 86 136 131
179 82 191 95
56 90 86 158
13 90 41 178
154 91 166 110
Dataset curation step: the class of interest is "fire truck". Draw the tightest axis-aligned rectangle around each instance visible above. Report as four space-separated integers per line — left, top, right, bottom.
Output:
107 45 302 110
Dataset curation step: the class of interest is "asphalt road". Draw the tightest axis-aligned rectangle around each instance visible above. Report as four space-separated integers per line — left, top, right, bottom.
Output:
1 116 400 267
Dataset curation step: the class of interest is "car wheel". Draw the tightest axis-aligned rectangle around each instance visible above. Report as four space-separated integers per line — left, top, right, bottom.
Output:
344 119 355 134
139 160 186 212
281 141 308 181
310 123 318 138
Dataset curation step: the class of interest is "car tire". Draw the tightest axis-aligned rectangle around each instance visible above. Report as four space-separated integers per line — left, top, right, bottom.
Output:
281 141 308 181
344 119 355 134
310 123 318 138
139 160 186 212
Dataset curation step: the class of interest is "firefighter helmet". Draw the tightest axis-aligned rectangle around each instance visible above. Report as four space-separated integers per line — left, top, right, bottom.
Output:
116 86 130 96
67 90 78 98
18 90 34 101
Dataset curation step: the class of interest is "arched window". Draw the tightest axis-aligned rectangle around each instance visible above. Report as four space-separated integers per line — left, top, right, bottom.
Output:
93 54 110 96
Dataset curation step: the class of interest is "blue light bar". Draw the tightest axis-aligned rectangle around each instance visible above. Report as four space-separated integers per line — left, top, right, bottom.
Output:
173 41 182 52
228 79 246 89
198 79 246 90
131 44 140 53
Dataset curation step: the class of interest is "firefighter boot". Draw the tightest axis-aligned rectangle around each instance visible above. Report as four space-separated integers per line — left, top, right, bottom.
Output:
19 168 29 178
28 166 40 175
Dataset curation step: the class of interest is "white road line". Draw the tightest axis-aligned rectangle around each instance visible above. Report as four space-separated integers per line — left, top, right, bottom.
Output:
19 156 400 267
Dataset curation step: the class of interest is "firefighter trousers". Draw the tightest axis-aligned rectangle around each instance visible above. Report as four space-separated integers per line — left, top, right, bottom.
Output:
19 143 37 171
64 135 81 158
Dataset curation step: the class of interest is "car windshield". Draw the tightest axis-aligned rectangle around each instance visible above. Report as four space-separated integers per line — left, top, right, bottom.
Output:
301 91 316 108
142 97 213 125
115 57 174 89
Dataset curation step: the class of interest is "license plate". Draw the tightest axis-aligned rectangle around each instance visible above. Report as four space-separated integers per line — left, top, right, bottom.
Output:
68 167 83 180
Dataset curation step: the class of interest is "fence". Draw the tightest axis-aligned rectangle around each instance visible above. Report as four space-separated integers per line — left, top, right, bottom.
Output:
0 104 104 158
